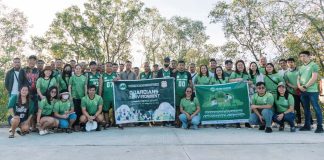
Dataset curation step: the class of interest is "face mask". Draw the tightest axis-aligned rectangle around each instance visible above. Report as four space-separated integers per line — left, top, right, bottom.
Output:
62 95 69 100
164 64 169 68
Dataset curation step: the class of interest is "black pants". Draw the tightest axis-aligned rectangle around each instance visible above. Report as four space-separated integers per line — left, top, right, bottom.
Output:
293 94 314 125
73 98 82 125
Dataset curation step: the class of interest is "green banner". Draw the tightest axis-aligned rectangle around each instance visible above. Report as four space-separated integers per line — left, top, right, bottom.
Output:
113 78 175 124
195 82 250 124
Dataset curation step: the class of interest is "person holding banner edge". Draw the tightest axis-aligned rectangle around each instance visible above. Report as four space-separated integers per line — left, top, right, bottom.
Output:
249 82 274 133
99 62 119 129
179 87 200 130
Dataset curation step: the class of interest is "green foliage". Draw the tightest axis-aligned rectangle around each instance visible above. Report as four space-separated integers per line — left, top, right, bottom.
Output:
0 81 8 123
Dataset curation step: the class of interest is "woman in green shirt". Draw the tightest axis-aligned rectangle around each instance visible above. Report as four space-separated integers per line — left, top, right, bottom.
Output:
68 64 87 130
229 60 252 128
36 66 57 100
179 87 200 130
272 82 296 132
211 66 229 85
57 64 72 93
264 63 284 94
53 90 77 133
8 86 34 138
37 86 59 135
194 65 212 85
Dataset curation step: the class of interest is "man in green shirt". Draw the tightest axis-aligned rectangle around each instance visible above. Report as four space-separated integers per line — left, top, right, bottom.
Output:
285 58 313 126
249 82 274 133
172 60 193 128
259 56 267 74
99 62 118 129
297 51 323 133
157 57 173 78
224 60 233 77
86 61 101 95
152 64 159 78
80 85 104 131
139 62 152 79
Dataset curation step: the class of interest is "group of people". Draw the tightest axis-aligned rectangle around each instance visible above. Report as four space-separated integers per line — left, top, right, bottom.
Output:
4 50 323 138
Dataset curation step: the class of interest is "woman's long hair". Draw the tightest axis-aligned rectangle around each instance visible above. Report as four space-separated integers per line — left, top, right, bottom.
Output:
215 66 225 81
249 62 260 80
46 86 58 105
235 60 248 75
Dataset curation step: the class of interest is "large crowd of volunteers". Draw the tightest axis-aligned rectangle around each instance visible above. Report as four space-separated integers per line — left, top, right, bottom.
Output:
4 50 323 138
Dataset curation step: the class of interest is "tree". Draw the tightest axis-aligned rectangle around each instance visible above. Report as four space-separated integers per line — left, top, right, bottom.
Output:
209 0 266 61
138 8 165 65
0 7 28 68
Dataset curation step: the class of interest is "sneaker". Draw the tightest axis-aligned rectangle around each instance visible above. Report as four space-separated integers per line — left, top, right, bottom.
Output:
299 126 311 131
314 127 324 133
259 125 265 130
39 130 47 136
272 123 278 128
290 127 296 132
279 124 284 131
117 125 124 130
265 127 272 133
104 123 110 130
236 123 241 128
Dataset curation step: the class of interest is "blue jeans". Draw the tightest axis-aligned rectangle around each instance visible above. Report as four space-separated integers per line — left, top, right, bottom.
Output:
300 92 323 128
272 112 295 127
249 109 273 127
179 113 200 129
57 113 77 128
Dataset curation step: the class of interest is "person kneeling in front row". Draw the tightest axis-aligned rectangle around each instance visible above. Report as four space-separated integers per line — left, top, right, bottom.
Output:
249 82 274 133
79 85 104 131
179 87 200 130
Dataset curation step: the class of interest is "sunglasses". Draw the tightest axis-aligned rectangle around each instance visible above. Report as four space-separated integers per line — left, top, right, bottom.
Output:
257 87 265 90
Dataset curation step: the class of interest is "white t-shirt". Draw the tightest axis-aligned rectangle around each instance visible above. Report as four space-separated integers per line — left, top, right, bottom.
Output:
11 71 20 95
278 69 288 78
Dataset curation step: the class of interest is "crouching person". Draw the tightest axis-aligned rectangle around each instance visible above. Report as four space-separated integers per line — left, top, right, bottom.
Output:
179 87 200 130
37 86 59 135
272 82 296 132
53 90 76 133
79 85 104 131
249 82 274 133
8 86 34 138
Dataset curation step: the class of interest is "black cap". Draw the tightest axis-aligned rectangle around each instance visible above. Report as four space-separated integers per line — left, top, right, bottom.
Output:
164 57 170 62
89 61 97 66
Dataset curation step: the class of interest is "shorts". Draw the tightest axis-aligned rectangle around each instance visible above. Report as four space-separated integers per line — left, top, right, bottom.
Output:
57 113 77 128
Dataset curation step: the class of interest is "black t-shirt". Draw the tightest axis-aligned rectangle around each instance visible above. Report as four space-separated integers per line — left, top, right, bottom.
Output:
14 103 30 122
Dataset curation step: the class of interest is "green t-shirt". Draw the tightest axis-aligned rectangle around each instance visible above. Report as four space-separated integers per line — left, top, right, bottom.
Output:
39 98 56 116
36 77 57 95
139 72 153 79
194 75 212 85
259 67 266 75
229 72 251 81
162 69 171 77
174 71 191 96
224 70 233 78
53 100 74 115
210 77 229 85
284 68 299 95
102 72 117 102
69 74 87 99
252 92 274 110
298 61 319 92
180 97 199 114
52 69 62 79
81 94 103 116
87 72 101 93
264 73 284 94
274 94 294 113
57 74 70 92
8 94 34 117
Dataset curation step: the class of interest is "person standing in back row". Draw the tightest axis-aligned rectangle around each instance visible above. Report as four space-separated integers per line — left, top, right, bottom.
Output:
297 51 323 133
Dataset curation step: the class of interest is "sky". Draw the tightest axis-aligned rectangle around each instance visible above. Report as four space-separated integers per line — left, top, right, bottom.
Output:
2 0 226 67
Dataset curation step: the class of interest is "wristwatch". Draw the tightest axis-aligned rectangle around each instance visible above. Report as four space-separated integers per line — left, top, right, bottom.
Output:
303 86 307 89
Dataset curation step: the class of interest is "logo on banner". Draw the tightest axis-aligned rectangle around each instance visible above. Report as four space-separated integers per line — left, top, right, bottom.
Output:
119 83 127 90
161 81 167 88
